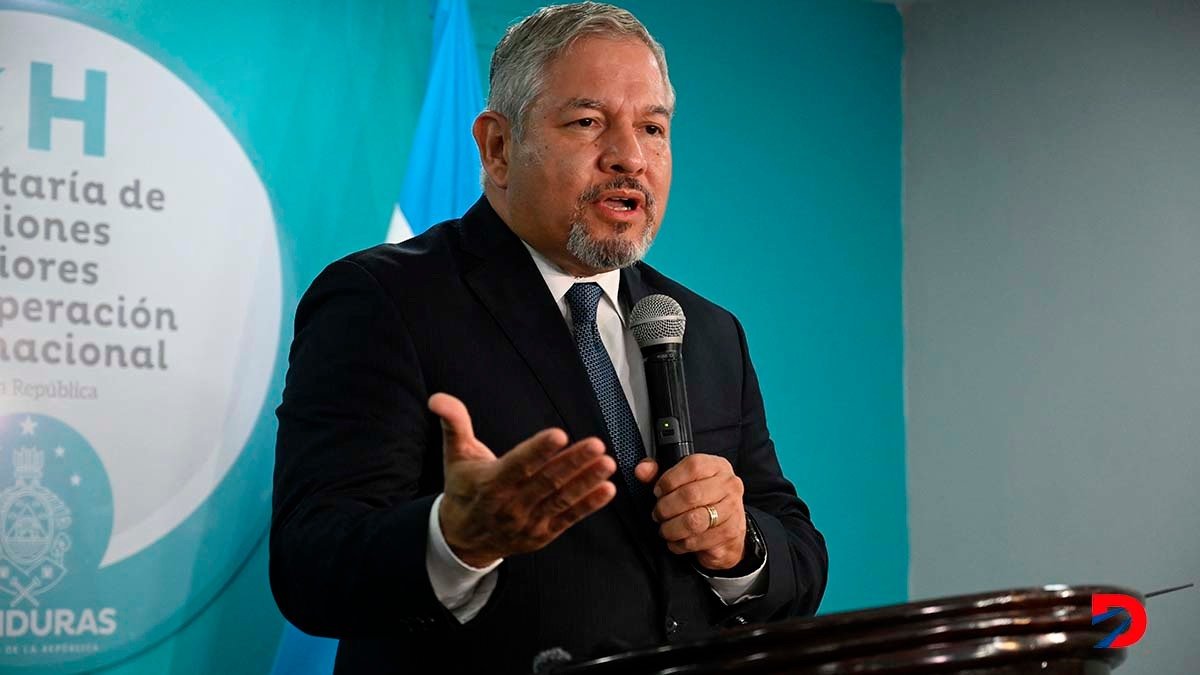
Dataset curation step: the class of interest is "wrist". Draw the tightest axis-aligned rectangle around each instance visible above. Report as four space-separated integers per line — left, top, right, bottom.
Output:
438 497 500 569
448 542 499 570
701 514 765 578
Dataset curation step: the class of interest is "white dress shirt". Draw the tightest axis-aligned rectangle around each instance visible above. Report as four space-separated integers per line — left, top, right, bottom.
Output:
425 242 765 623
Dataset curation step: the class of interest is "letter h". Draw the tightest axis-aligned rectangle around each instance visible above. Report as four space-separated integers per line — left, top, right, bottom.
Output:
28 62 107 157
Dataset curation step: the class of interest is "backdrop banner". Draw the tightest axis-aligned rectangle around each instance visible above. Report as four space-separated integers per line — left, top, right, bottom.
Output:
0 5 282 672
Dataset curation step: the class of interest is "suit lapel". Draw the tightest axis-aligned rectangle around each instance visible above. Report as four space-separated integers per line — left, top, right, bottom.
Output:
455 198 661 571
618 262 655 316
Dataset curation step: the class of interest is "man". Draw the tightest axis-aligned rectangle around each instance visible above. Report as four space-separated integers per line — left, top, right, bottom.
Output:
271 4 827 673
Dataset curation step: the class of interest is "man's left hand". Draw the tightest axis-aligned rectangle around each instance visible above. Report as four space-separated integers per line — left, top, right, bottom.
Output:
635 455 746 571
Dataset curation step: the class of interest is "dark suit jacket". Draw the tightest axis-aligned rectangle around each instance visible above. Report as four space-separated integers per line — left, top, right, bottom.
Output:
271 197 827 674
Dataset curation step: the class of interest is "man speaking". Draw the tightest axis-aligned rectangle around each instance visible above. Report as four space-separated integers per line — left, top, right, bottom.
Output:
271 3 828 672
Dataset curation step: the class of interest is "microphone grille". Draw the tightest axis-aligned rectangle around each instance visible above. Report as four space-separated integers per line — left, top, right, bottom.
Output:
630 294 686 347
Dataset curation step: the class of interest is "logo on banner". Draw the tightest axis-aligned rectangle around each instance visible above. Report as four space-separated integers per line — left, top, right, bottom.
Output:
0 6 281 670
0 413 116 650
1 446 72 606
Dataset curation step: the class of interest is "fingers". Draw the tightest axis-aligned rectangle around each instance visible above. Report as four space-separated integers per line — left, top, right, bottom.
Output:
663 491 746 564
496 427 574 482
653 472 743 524
634 458 658 484
650 454 745 560
658 491 742 544
547 455 616 513
429 393 491 461
516 438 613 509
652 453 730 498
666 514 741 556
546 481 617 536
514 441 615 548
533 456 617 524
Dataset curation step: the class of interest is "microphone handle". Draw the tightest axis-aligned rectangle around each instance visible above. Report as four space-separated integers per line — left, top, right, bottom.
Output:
642 343 694 472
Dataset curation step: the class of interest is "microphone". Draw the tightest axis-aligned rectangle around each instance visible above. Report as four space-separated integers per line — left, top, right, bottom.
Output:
630 294 694 473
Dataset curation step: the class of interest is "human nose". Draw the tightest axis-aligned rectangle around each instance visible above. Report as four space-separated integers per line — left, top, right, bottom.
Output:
600 126 647 176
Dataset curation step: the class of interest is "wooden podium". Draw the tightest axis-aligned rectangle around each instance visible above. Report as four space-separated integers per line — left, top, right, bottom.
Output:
556 585 1137 674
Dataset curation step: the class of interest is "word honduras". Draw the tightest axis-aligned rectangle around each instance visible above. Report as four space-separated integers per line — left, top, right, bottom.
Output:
0 608 118 638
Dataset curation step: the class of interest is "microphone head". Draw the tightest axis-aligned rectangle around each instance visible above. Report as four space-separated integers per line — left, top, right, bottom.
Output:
630 294 686 348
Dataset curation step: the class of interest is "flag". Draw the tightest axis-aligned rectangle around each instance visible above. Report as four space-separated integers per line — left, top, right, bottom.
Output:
270 1 483 672
387 0 484 241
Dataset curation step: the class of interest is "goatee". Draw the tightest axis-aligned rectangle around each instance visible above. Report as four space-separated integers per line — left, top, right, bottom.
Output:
566 179 658 271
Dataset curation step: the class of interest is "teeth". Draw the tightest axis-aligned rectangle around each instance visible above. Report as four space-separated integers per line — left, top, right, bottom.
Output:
604 197 634 211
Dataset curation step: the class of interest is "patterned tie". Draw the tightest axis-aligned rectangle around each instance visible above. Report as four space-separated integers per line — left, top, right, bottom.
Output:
565 283 649 500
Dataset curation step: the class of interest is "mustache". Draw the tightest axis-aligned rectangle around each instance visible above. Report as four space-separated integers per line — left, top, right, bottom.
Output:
578 177 656 209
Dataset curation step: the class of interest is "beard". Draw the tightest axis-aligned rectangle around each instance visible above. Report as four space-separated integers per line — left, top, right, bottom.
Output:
566 178 659 271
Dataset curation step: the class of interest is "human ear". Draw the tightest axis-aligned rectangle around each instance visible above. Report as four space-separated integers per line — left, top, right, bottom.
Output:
473 111 512 189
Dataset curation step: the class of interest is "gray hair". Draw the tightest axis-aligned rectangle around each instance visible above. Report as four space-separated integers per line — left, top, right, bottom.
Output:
487 2 675 140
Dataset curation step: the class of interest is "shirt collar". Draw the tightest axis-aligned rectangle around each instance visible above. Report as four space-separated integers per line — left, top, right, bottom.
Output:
521 241 624 322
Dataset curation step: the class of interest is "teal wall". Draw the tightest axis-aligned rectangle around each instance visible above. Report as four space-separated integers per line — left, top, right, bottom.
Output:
477 0 906 616
617 0 906 616
29 1 903 672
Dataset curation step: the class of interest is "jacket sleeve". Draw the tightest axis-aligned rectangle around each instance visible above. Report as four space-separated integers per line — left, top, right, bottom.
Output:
270 259 458 637
720 314 829 623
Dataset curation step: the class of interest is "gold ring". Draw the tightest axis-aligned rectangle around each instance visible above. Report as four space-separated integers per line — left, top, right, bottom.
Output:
706 504 719 530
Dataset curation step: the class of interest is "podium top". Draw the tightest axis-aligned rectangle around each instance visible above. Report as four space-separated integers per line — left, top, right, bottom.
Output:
557 584 1141 675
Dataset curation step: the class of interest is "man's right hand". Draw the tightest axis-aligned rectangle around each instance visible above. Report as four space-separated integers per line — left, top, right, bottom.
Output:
429 393 617 568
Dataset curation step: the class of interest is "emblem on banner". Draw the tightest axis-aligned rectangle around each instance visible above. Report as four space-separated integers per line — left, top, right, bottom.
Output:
0 413 115 659
0 444 73 607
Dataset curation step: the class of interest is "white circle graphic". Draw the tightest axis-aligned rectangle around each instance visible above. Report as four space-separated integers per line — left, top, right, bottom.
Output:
0 10 281 567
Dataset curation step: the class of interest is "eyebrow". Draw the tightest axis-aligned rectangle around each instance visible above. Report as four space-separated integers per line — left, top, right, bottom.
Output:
562 97 674 119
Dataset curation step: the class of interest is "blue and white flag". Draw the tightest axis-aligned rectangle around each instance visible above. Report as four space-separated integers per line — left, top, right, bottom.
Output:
388 0 485 241
270 1 483 673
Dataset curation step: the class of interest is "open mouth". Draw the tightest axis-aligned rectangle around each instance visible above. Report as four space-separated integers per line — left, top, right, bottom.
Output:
602 197 639 212
594 189 645 215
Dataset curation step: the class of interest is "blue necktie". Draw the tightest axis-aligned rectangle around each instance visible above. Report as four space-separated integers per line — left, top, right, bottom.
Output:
565 283 649 500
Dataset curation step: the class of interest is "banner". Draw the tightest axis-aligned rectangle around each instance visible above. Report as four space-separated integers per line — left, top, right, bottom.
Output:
1 5 282 672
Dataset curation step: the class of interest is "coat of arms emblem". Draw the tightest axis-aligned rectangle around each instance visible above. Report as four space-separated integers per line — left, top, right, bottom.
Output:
0 447 72 607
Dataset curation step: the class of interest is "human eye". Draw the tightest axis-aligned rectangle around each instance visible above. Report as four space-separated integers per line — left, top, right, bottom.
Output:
572 118 599 129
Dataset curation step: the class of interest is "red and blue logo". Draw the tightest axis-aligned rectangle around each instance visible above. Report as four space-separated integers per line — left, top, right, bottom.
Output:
1091 593 1147 648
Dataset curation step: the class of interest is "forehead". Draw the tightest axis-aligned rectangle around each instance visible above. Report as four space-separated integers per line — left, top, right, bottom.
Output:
537 36 671 111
